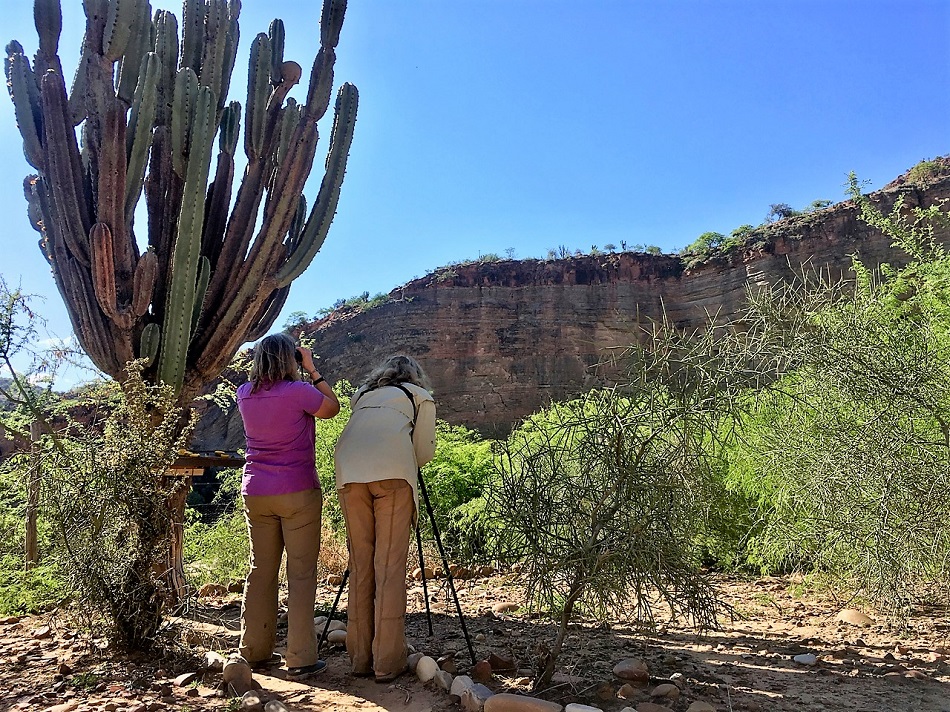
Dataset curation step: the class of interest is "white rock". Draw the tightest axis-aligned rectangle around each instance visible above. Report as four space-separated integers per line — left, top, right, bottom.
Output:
565 705 603 712
313 616 328 628
416 655 440 683
327 619 347 632
462 683 496 712
837 609 874 627
492 602 520 614
435 669 454 691
203 651 226 672
793 653 818 666
327 629 347 645
450 674 476 701
264 702 291 712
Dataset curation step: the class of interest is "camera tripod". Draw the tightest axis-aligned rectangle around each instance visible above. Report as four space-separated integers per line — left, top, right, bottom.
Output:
318 465 477 665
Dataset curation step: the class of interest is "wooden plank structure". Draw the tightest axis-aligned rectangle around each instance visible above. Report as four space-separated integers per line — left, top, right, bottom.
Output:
161 452 245 602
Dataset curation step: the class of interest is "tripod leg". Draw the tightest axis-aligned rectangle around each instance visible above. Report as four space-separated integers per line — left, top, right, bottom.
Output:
417 469 477 665
318 568 349 656
415 518 434 636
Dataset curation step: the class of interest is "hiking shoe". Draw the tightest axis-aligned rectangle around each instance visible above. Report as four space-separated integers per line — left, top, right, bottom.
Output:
287 660 327 678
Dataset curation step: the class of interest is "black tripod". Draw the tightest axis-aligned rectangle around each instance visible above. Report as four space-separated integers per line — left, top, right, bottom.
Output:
318 466 477 665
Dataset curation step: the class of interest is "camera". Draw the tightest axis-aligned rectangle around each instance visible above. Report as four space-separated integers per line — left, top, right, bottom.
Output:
294 348 303 364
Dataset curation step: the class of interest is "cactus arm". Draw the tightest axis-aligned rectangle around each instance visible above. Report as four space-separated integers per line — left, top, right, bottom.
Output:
274 98 301 175
115 0 153 103
199 0 229 106
124 52 159 224
245 285 290 343
144 124 184 328
152 10 179 127
90 221 119 320
303 46 335 121
25 176 55 263
171 67 199 176
103 0 140 62
6 50 45 170
276 82 357 287
191 255 211 336
139 322 160 363
34 0 63 61
201 150 234 269
157 85 215 393
62 259 124 375
218 5 240 113
132 249 158 316
180 0 205 74
41 69 93 266
97 98 135 285
268 19 284 87
320 0 346 49
244 33 271 161
286 194 306 252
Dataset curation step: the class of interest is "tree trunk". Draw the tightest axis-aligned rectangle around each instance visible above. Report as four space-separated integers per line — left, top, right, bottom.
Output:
155 472 196 603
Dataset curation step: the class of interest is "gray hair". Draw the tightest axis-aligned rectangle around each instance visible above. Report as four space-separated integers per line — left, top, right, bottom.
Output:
362 354 432 393
249 333 298 392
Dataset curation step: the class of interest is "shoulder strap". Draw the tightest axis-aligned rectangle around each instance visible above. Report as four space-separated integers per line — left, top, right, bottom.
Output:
392 384 418 441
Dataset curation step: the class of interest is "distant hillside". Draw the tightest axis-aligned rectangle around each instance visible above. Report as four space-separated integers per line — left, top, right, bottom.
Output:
193 158 950 448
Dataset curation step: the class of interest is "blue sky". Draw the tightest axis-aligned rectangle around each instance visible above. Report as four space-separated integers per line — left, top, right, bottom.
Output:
1 0 948 385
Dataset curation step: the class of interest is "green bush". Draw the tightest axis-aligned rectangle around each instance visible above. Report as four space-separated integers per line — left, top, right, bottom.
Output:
907 158 943 186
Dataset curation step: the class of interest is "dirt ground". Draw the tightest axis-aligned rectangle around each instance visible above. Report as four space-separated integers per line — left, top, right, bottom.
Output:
2 572 949 712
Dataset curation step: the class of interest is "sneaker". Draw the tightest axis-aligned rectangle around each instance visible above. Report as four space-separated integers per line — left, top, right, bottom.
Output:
287 660 327 678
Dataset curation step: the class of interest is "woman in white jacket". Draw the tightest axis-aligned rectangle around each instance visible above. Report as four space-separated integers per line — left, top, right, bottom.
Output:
334 355 436 683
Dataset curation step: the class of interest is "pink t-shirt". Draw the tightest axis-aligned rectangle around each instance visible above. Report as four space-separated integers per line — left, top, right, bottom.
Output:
237 379 325 496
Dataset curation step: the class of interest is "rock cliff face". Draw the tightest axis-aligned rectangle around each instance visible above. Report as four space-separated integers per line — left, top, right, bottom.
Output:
193 165 950 448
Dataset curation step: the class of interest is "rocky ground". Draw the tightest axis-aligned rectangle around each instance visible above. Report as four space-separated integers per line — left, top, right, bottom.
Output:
1 572 949 712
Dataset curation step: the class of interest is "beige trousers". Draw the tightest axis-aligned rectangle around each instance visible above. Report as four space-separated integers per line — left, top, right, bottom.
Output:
339 479 415 677
240 488 322 668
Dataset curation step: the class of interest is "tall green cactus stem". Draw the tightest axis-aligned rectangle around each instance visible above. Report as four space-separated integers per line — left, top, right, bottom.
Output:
8 0 357 410
124 52 159 223
158 85 215 393
5 47 45 169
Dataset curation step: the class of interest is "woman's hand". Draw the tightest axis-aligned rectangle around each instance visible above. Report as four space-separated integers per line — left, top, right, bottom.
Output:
297 346 319 377
298 346 340 418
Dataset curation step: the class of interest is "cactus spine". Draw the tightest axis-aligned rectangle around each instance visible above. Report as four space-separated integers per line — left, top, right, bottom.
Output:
7 0 358 407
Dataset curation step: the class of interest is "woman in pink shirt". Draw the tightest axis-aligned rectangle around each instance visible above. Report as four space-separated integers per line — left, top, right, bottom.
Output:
237 333 340 678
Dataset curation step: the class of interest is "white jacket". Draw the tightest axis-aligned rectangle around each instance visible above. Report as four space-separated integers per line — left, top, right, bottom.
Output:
334 382 436 511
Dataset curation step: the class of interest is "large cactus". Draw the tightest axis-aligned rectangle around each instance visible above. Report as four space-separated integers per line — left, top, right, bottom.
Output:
6 0 358 406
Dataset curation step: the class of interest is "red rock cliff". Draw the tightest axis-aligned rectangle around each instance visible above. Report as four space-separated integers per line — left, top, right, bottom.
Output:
191 163 950 447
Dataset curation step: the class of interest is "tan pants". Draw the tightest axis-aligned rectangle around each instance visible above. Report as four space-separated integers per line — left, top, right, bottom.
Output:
339 479 415 678
240 488 322 668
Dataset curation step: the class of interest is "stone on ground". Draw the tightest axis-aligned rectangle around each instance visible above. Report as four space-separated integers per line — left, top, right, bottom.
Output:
484 692 562 712
612 658 649 682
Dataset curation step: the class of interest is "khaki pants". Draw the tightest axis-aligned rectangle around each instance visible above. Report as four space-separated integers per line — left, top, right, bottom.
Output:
240 488 322 668
339 479 415 678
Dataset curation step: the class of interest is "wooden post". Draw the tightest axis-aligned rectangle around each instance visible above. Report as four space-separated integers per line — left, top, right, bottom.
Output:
25 421 43 570
158 470 198 602
157 453 243 603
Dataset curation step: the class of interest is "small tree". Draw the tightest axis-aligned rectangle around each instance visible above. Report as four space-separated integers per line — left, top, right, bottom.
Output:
488 318 751 689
